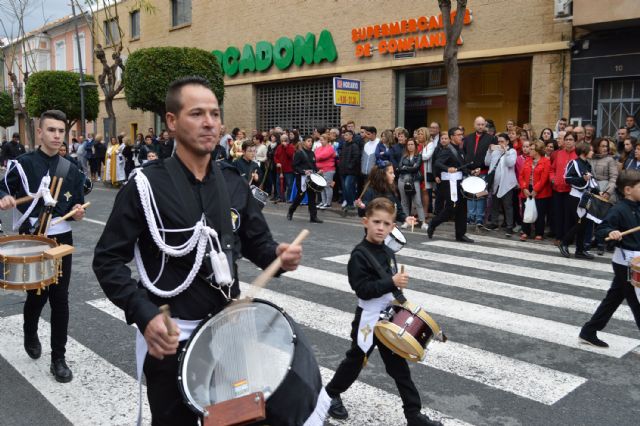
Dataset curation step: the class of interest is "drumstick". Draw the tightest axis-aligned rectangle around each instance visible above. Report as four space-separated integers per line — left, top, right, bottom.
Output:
411 221 414 233
605 225 640 241
243 229 310 300
51 202 91 226
36 176 58 235
400 265 405 274
159 304 179 336
42 177 64 236
15 195 34 205
357 181 371 202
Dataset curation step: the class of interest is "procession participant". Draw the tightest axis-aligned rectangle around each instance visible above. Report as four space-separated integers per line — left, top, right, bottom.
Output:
426 128 473 242
288 136 323 223
463 116 495 228
103 135 126 185
580 170 640 347
93 76 303 425
309 198 441 426
0 109 86 383
233 140 261 184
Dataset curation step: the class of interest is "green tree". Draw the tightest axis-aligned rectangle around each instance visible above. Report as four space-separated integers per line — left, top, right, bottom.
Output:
123 47 224 121
0 91 15 128
25 71 99 136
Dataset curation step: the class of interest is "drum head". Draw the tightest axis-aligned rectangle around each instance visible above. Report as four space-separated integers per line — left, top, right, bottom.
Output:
391 227 407 244
374 323 425 361
179 300 295 414
0 238 54 257
309 173 327 186
461 176 486 194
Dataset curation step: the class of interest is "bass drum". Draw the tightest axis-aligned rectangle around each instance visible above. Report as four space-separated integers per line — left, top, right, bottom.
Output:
178 299 321 426
461 176 487 199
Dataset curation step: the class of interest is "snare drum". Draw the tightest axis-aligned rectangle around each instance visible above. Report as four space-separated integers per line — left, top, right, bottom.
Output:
384 227 406 253
0 235 74 291
306 173 327 192
250 185 269 206
374 299 443 362
630 257 640 288
178 299 321 425
461 176 488 199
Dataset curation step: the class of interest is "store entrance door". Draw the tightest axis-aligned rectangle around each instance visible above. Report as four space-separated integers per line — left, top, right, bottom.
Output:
596 77 640 137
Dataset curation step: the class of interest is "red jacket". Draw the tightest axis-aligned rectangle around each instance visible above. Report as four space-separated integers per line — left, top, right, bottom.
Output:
274 143 295 173
519 156 552 199
550 148 577 193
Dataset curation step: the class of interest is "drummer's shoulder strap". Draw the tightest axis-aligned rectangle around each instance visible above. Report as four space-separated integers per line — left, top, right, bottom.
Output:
353 244 398 280
54 156 71 179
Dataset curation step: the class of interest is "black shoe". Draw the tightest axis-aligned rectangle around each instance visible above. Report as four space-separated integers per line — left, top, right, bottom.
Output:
426 223 434 239
597 246 605 256
456 235 474 243
50 359 73 383
483 223 498 231
579 330 609 348
286 211 293 221
24 333 41 359
558 244 570 258
575 251 595 260
328 396 348 420
310 217 323 224
505 227 514 237
407 412 443 426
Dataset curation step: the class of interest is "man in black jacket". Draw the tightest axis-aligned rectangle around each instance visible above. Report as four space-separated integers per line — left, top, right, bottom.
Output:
1 132 26 165
338 130 360 213
463 116 495 227
288 137 323 223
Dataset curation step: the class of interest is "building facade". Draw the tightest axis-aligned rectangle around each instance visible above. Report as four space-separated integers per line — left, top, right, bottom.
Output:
95 0 572 139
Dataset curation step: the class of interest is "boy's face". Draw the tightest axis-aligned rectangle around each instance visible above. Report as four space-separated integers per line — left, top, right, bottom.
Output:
363 210 395 245
625 182 640 202
147 152 158 161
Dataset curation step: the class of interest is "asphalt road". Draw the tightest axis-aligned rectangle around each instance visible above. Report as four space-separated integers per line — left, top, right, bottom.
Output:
1 183 639 426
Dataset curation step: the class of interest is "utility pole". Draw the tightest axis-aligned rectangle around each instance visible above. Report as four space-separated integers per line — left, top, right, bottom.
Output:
71 1 86 136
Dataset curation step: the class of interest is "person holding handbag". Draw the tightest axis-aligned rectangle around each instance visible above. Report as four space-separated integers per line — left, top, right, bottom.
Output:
519 141 552 241
397 139 427 230
484 133 518 236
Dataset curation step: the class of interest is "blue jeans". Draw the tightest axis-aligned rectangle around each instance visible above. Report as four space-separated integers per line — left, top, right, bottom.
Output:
342 174 357 207
467 175 487 224
277 172 294 201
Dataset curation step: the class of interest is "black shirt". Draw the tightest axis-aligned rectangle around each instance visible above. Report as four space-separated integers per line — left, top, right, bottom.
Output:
92 154 279 333
293 148 316 175
595 199 640 251
233 157 261 183
347 239 396 300
0 148 85 220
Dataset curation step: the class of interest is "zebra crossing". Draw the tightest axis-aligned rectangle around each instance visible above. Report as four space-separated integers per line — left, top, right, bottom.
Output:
1 232 639 425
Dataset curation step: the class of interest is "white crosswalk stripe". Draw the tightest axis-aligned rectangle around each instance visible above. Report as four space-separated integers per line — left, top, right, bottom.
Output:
469 234 613 258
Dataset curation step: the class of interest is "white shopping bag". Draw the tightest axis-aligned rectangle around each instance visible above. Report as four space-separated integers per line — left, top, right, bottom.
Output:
523 197 538 224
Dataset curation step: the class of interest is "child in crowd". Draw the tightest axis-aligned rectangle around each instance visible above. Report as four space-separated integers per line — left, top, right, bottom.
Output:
305 197 441 426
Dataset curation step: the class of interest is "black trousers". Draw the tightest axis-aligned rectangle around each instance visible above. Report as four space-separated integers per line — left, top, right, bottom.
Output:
23 231 72 361
144 341 199 426
583 262 640 333
552 191 574 239
289 174 318 219
521 197 550 237
325 308 422 417
561 195 590 251
429 181 467 238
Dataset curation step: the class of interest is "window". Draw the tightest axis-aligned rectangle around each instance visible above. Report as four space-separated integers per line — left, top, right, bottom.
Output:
104 18 120 45
55 41 66 70
73 33 86 72
257 78 341 137
171 0 191 27
130 10 140 39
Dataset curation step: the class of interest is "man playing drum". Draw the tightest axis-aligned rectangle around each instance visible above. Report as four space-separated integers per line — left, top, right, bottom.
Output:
0 110 86 383
92 77 302 425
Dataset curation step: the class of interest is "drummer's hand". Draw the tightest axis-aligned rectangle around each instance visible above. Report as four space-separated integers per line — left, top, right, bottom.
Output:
392 271 409 289
583 173 591 182
251 171 259 182
447 167 457 173
405 216 417 226
602 192 610 200
0 195 16 210
276 163 282 168
304 170 311 176
144 314 180 360
276 242 302 271
608 230 623 241
355 199 365 209
472 168 480 176
71 203 85 221
435 177 441 184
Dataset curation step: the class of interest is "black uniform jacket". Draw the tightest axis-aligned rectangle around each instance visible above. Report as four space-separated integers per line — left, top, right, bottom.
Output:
0 149 85 221
92 155 279 333
293 148 316 175
463 132 495 172
433 143 467 177
347 239 396 300
595 199 640 251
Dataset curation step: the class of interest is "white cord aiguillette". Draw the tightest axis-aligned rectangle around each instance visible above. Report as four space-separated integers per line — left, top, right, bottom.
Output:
5 160 57 231
133 171 233 299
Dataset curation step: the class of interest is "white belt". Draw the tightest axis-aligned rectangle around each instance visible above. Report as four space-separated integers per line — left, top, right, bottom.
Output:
135 317 201 425
28 216 71 235
441 171 463 203
357 293 393 353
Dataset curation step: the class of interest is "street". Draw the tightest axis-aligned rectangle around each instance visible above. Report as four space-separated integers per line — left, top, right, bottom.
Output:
1 184 639 426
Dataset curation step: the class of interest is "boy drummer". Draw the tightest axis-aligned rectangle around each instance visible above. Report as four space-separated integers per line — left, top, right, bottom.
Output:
305 197 442 426
580 169 640 347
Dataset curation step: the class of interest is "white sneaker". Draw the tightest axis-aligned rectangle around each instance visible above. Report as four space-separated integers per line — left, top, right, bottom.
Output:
421 223 429 231
401 223 408 229
342 200 347 207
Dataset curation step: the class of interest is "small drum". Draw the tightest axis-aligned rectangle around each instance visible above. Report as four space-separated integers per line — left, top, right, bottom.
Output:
0 235 74 291
178 299 321 425
461 176 488 199
374 299 444 362
250 185 269 206
306 173 327 192
584 193 613 222
384 227 406 253
630 257 640 288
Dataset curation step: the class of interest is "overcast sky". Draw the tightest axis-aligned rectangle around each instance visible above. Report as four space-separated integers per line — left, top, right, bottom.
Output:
0 0 73 39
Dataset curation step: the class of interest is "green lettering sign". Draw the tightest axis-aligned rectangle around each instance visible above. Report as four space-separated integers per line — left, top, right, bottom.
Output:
212 30 338 77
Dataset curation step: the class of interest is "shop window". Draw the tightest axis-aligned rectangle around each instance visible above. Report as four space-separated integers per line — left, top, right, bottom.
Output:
398 59 532 135
171 0 191 27
596 78 640 137
130 10 140 39
257 78 340 137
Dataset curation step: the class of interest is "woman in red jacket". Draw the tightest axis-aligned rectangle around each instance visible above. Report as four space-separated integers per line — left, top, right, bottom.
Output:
519 140 552 241
274 134 296 202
